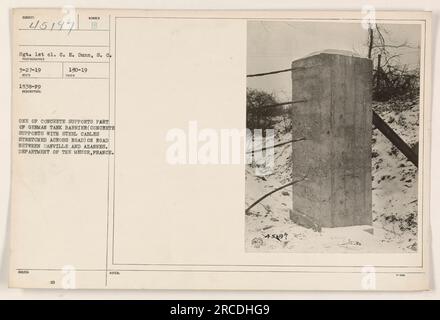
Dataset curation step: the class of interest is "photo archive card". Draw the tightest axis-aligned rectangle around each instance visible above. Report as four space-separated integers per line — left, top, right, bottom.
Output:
9 9 432 290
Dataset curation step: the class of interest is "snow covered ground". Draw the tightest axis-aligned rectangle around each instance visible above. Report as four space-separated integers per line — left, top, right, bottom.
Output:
245 98 419 253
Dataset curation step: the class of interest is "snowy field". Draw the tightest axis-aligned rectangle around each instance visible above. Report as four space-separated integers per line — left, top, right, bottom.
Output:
245 98 419 253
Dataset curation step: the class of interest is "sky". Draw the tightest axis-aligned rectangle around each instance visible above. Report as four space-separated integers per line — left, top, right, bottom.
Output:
247 21 421 101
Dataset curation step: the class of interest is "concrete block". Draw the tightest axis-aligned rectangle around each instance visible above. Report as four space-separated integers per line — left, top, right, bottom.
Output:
291 52 372 228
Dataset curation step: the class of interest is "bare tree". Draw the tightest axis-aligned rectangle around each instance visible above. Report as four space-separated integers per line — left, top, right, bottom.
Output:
366 24 420 101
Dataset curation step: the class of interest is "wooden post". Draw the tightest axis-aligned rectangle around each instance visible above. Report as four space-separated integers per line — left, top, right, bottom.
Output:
291 52 373 228
372 110 418 167
376 54 382 96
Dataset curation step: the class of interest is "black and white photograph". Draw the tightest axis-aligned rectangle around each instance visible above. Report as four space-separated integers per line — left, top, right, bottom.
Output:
245 20 421 253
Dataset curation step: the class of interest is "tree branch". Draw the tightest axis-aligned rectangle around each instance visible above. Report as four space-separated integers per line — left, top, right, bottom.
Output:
245 177 307 215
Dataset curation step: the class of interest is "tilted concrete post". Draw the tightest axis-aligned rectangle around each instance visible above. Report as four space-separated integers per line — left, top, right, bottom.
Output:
291 51 372 228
